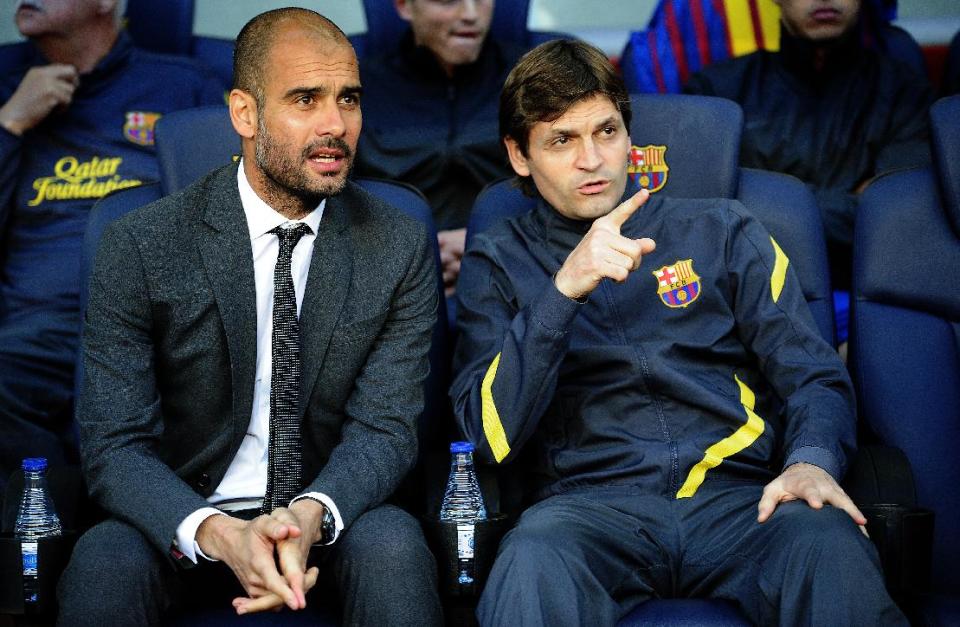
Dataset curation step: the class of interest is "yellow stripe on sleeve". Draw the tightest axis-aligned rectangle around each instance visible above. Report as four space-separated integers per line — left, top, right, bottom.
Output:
480 352 511 463
676 375 766 498
770 236 789 304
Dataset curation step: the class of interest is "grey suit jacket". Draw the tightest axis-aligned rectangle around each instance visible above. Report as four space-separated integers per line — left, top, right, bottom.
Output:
78 163 437 555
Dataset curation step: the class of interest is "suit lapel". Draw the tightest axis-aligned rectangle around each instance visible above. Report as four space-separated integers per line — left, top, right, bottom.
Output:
197 166 258 442
299 191 353 415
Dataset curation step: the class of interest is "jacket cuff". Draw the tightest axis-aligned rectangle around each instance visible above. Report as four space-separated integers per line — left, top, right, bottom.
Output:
531 279 583 334
784 446 841 482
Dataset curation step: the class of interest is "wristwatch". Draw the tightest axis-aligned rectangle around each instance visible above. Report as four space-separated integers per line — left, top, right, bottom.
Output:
317 502 337 545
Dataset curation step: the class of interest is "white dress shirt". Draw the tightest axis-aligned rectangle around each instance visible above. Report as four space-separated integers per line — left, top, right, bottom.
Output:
174 162 343 563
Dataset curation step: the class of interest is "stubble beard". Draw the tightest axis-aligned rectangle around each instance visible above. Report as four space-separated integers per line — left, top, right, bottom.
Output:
254 115 353 218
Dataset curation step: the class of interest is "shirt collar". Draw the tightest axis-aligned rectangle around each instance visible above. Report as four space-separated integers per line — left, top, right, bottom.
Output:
237 159 325 241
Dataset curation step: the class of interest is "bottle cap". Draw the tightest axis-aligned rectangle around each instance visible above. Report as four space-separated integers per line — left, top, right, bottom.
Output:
22 457 48 471
449 441 474 453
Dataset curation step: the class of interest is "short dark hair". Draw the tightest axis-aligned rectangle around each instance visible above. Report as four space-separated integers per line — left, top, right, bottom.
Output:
500 39 631 194
233 8 350 108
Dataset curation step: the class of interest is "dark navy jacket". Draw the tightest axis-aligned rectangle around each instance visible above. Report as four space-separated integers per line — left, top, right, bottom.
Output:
451 192 856 502
0 33 223 352
355 32 522 231
685 26 932 286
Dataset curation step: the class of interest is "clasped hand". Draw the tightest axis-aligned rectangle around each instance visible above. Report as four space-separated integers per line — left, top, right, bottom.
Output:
196 500 324 615
554 189 657 301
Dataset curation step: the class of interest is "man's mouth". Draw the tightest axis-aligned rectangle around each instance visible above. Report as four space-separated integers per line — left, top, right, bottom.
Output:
578 179 610 195
303 139 352 174
810 8 841 21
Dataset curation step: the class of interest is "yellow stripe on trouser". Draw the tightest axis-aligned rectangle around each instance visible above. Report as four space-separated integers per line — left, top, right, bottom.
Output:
676 375 766 498
481 352 511 462
770 236 789 303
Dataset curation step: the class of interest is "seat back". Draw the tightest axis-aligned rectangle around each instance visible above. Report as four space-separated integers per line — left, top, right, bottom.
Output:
468 94 833 342
124 0 195 56
629 94 742 199
154 105 238 195
850 95 960 594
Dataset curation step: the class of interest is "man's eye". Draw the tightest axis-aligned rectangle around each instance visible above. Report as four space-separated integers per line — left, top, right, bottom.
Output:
554 136 569 145
297 95 314 106
602 126 616 135
340 95 359 106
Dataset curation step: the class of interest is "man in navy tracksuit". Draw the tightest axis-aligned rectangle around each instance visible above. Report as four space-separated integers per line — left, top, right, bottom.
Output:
0 0 223 490
451 39 905 626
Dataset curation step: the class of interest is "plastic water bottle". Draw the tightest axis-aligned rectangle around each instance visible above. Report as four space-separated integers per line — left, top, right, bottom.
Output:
14 458 62 608
439 441 487 586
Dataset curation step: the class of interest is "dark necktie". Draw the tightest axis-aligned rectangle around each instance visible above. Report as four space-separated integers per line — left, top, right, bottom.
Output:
262 222 312 514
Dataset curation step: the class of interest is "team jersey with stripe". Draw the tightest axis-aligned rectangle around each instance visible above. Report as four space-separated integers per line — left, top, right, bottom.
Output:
451 192 855 502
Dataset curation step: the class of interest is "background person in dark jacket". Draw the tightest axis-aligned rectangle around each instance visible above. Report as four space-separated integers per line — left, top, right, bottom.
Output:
355 0 522 296
684 0 933 332
0 0 223 492
452 39 905 626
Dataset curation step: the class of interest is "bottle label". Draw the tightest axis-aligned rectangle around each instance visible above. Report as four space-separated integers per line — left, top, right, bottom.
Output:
456 523 475 559
21 541 38 574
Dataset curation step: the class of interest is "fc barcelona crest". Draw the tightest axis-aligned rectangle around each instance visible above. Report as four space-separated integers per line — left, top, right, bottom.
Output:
653 259 701 308
123 111 161 146
628 144 669 193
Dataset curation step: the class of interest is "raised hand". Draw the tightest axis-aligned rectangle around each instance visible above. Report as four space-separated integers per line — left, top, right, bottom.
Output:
0 64 79 135
554 189 656 300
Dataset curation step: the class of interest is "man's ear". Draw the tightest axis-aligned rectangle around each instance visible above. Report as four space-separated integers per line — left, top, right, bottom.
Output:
229 89 257 140
394 0 413 22
504 136 531 178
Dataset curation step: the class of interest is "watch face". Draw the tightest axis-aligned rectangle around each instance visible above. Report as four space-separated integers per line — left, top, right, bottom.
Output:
321 507 336 544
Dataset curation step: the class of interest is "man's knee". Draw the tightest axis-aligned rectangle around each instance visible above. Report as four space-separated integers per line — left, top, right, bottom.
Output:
332 505 442 626
336 504 435 576
772 501 876 563
58 519 171 625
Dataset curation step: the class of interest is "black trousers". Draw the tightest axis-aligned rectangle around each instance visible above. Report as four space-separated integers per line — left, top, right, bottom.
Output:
56 504 443 626
478 482 907 627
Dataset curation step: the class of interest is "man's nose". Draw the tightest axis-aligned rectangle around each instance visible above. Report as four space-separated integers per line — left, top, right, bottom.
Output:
314 101 346 137
575 139 602 171
460 0 479 22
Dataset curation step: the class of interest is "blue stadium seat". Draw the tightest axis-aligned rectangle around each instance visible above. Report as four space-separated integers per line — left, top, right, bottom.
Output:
124 0 234 89
469 93 834 344
154 105 239 196
850 95 960 622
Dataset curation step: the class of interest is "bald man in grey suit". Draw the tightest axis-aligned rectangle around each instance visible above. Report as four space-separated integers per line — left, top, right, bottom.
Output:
58 8 442 626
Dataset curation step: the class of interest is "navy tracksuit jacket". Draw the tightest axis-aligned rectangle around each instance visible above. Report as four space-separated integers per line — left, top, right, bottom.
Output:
451 191 856 501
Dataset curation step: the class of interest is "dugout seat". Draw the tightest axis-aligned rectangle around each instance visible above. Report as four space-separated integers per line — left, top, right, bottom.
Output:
849 94 960 625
